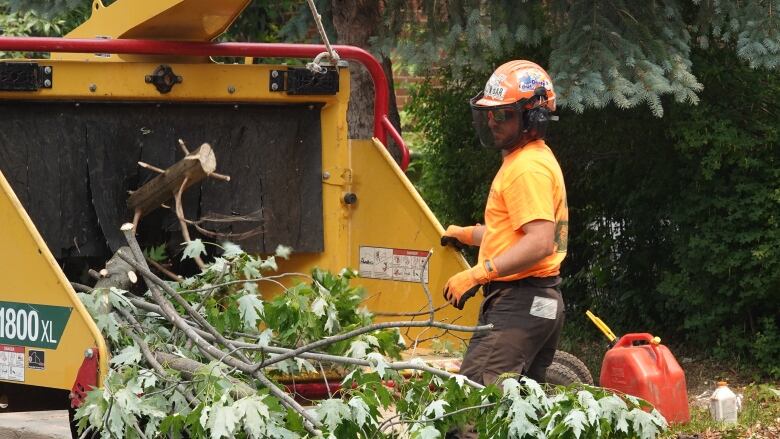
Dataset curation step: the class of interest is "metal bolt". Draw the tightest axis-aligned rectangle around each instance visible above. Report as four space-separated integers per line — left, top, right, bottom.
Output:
84 348 94 358
343 192 358 205
89 84 97 92
44 66 52 74
43 79 51 87
271 83 279 91
322 171 331 180
271 70 279 78
227 85 236 94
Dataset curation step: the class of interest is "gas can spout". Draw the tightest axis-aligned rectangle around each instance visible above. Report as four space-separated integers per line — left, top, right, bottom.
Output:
585 310 617 345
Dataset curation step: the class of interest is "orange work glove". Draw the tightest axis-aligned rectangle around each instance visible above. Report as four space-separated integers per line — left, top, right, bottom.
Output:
442 225 477 247
443 259 500 310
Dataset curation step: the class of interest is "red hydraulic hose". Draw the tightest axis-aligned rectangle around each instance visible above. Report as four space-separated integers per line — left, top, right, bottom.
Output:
0 36 410 171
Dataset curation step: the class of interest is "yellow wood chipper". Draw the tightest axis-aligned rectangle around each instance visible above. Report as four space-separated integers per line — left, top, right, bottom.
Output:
0 1 590 434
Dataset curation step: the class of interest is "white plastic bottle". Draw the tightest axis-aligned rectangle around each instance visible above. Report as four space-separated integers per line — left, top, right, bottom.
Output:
709 381 738 423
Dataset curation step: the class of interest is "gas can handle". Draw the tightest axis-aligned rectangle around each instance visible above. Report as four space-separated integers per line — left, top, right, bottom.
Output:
615 333 666 372
615 332 653 347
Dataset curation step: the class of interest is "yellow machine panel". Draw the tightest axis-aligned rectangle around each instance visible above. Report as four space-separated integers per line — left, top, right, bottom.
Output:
349 139 479 341
54 0 251 62
0 171 107 389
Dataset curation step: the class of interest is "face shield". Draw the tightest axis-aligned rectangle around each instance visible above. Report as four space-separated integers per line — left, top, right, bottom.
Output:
469 92 524 150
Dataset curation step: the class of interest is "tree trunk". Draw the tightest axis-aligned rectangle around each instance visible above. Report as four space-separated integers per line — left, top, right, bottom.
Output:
330 0 402 163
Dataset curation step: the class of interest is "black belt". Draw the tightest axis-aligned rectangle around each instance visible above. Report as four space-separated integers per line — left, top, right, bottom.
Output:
484 276 561 292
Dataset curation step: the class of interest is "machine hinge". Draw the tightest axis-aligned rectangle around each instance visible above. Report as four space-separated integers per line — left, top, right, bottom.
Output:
69 347 99 409
269 67 339 95
0 62 53 91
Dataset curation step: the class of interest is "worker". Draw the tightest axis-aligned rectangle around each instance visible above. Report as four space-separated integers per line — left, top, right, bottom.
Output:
442 60 568 386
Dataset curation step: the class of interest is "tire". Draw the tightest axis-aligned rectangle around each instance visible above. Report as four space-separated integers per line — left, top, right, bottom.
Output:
544 361 581 386
553 350 594 385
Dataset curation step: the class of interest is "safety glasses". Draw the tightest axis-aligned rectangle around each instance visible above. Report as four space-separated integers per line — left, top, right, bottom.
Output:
469 92 524 120
469 92 524 149
486 108 517 122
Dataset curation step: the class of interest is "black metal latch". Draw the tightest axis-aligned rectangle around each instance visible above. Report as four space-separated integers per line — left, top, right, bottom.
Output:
0 62 53 91
269 67 339 95
145 65 182 94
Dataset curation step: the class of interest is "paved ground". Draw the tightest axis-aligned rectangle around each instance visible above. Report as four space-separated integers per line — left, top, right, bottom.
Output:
0 410 70 439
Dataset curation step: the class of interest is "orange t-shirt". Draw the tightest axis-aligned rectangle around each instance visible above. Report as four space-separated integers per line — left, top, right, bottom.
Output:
478 139 568 280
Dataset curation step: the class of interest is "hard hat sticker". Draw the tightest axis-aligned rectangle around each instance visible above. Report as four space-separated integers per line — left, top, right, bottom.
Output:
484 73 508 100
517 70 551 92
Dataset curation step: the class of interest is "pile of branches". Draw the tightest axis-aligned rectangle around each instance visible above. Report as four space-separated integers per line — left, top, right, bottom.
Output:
72 224 667 438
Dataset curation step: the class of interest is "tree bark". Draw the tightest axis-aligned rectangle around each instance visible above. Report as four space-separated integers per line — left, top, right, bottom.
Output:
94 246 135 291
330 0 402 163
127 143 217 218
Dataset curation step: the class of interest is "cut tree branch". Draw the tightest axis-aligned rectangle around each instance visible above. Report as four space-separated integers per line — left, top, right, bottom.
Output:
127 143 220 218
118 224 322 436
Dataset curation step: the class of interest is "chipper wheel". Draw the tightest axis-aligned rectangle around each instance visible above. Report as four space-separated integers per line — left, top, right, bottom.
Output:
544 350 594 386
551 350 594 385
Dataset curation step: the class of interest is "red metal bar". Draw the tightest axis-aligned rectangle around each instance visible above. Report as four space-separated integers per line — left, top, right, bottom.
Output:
382 115 410 170
0 36 410 171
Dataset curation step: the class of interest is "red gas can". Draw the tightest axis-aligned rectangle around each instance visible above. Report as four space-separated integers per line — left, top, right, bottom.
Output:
600 333 690 423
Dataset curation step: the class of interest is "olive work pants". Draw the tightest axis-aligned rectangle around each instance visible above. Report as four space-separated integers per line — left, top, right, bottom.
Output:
458 276 565 386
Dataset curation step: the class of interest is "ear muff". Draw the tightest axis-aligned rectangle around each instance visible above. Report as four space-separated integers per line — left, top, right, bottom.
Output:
522 86 551 140
525 106 550 139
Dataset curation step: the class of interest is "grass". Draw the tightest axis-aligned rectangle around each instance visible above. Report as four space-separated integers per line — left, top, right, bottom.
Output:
663 384 780 438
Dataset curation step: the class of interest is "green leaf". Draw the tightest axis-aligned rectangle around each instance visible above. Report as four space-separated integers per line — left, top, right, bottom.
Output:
181 239 206 261
221 242 244 258
274 244 292 259
234 395 270 438
366 353 388 378
577 390 601 424
348 396 373 428
627 408 665 439
324 306 340 334
237 293 264 330
260 256 278 271
108 287 135 310
145 244 168 262
207 398 239 439
423 399 449 419
315 399 351 431
346 340 370 358
110 343 142 366
311 296 327 317
412 425 441 439
563 409 587 438
137 368 158 389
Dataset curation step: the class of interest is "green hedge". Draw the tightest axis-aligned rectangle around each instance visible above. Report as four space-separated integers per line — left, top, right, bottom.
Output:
407 45 780 377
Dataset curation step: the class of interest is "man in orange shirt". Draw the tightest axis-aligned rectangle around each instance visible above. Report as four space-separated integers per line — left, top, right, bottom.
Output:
442 60 568 385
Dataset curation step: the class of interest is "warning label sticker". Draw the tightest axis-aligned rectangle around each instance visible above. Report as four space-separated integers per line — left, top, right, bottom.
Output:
0 344 25 382
359 246 430 283
28 349 44 370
